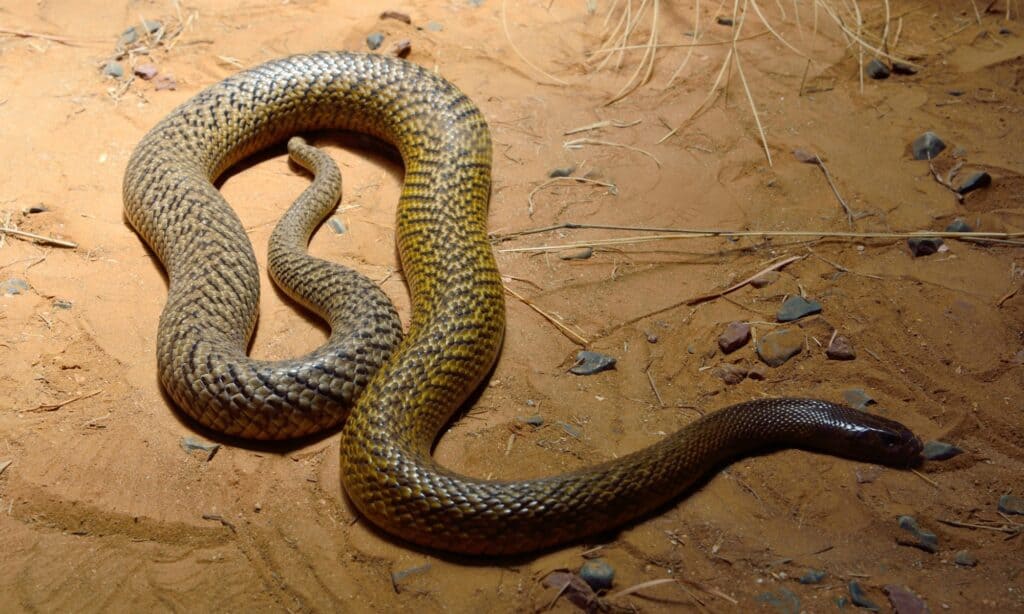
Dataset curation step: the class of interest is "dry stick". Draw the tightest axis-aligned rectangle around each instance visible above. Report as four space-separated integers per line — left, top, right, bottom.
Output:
937 518 1021 535
609 578 682 600
911 469 940 488
645 364 666 407
503 284 590 346
795 150 853 226
686 255 804 305
527 177 618 216
997 285 1021 307
500 0 568 85
563 119 642 135
564 137 662 167
26 389 103 412
0 227 78 248
0 27 80 46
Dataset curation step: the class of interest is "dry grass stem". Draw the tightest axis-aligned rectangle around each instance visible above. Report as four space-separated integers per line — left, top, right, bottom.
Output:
501 0 568 85
503 284 589 346
527 177 618 216
563 119 642 135
0 227 78 248
564 137 662 166
686 255 804 305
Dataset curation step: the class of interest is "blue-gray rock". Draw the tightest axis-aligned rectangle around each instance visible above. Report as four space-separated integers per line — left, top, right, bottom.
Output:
799 569 826 584
142 19 163 33
892 62 918 75
570 350 616 375
558 422 581 438
908 237 943 257
180 436 220 460
102 61 125 78
1 278 30 296
118 26 138 47
842 388 875 410
52 299 73 310
849 581 880 611
468 0 485 6
327 217 346 234
777 296 822 322
865 59 890 79
548 165 576 178
366 32 385 50
579 558 614 590
718 321 751 353
998 494 1024 515
426 21 444 32
954 550 978 567
756 328 803 367
956 171 991 195
945 218 973 233
518 414 544 426
898 515 939 553
755 588 801 614
912 132 946 160
922 440 962 460
826 335 856 360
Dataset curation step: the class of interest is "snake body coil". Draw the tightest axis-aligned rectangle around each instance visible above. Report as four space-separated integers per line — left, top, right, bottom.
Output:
124 52 922 554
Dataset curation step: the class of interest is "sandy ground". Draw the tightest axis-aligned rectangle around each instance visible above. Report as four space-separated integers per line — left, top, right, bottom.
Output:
1 0 1022 611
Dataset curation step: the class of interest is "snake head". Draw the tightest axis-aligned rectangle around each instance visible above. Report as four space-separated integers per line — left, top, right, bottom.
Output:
840 411 923 468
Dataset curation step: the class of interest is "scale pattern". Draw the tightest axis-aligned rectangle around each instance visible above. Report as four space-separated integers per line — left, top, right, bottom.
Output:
123 52 922 554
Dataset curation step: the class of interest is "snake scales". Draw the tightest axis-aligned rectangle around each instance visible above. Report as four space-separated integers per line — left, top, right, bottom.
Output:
124 52 922 555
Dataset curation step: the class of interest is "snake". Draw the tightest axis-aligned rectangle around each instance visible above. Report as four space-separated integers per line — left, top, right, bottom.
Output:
123 51 923 555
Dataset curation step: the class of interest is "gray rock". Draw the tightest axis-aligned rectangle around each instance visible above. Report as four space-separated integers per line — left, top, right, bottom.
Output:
945 218 973 233
922 440 962 460
518 415 544 426
954 550 978 567
713 364 748 385
755 589 800 614
883 585 929 614
866 59 890 79
756 328 803 367
548 165 576 178
826 335 856 360
118 26 138 47
750 270 780 288
142 19 163 33
849 581 881 611
718 321 751 353
898 515 938 553
102 61 125 78
570 351 616 375
777 296 822 322
559 422 581 438
908 237 943 257
842 388 875 410
133 63 158 80
579 558 614 591
1 278 30 296
998 494 1024 515
366 32 385 50
799 569 826 584
892 62 918 75
52 299 73 310
912 131 946 160
956 171 991 195
645 333 658 344
327 217 346 234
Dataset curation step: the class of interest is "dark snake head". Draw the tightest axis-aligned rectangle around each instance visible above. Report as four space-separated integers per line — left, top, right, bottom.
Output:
834 409 923 468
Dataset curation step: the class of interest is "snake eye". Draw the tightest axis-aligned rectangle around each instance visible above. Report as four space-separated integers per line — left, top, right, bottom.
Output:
876 429 902 448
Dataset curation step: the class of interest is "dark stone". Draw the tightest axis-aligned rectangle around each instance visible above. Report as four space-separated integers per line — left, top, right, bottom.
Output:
848 581 880 611
954 550 978 567
922 440 962 460
133 63 158 80
883 585 929 614
548 165 576 178
756 328 803 367
102 61 124 78
777 296 822 322
892 62 918 75
557 247 593 260
570 351 616 375
948 90 964 96
27 204 47 213
842 388 875 410
118 26 138 47
518 415 544 426
52 299 73 310
579 559 614 591
713 364 748 385
380 10 412 23
799 569 826 584
945 218 973 233
645 333 658 343
716 16 734 26
911 132 946 160
366 32 385 50
826 335 856 360
908 237 943 257
718 321 751 353
866 59 890 79
956 171 991 195
898 515 939 553
746 364 767 380
998 494 1024 515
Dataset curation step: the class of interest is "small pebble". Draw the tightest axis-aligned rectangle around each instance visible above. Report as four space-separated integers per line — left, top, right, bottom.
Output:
548 165 576 178
52 299 73 310
713 364 748 385
912 131 946 160
180 435 220 459
557 246 593 260
746 364 767 380
865 59 890 79
898 515 939 553
718 321 751 353
907 237 943 257
836 596 849 608
102 61 125 78
956 171 991 195
948 89 964 97
716 16 734 26
999 27 1013 35
892 62 918 75
750 270 780 288
366 32 385 50
998 494 1024 515
254 502 262 512
954 550 978 567
945 218 973 233
1 278 30 296
799 569 826 584
645 333 658 344
849 581 881 611
921 440 962 461
380 10 412 23
756 328 803 367
842 388 875 410
883 585 929 614
389 39 412 58
579 558 614 591
826 335 856 360
426 21 444 32
755 588 801 614
518 414 544 427
142 19 163 33
777 296 822 322
327 217 346 234
133 63 158 80
153 74 177 91
27 204 48 213
118 26 138 47
558 422 581 438
570 351 616 375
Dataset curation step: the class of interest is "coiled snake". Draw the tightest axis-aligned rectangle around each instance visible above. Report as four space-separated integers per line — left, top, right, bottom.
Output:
124 52 922 555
